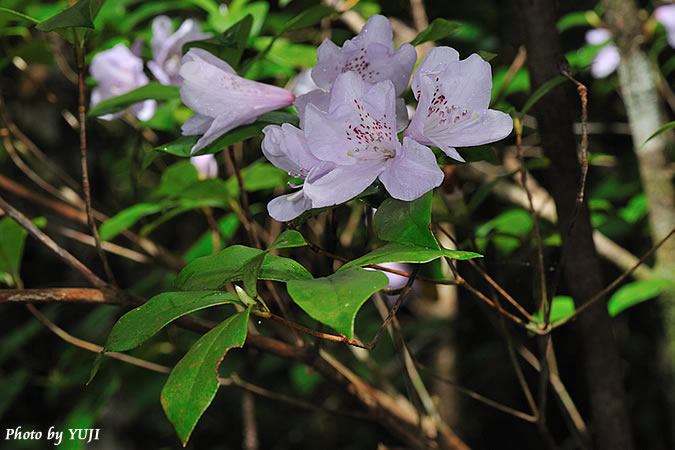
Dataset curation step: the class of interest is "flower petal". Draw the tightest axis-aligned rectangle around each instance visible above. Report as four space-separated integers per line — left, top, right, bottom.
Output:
412 46 460 99
655 5 675 48
190 154 218 179
190 110 255 154
182 113 213 135
268 191 313 222
379 138 444 201
432 109 513 148
261 123 322 176
585 28 612 45
304 161 382 208
294 89 330 128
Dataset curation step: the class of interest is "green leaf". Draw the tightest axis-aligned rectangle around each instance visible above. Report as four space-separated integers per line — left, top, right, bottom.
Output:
533 296 575 324
157 111 298 157
339 242 482 271
36 0 105 32
286 267 388 338
104 291 242 353
268 229 306 250
185 15 252 69
0 7 39 24
283 5 334 32
176 245 312 290
88 82 179 118
99 202 163 241
0 216 28 286
374 191 439 249
608 279 673 317
642 121 675 147
161 308 250 446
477 50 497 62
410 18 462 46
154 161 200 199
519 75 567 118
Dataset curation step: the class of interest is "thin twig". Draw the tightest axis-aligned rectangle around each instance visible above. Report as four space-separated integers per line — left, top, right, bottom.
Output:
72 30 116 285
0 194 108 289
0 288 120 305
436 223 536 322
552 227 675 329
25 304 170 374
550 71 590 301
415 360 537 422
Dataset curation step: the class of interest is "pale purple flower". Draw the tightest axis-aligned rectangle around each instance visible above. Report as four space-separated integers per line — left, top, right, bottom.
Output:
262 72 444 221
311 14 417 96
179 48 296 154
261 124 335 221
190 154 218 179
89 44 156 121
655 5 675 48
585 29 620 78
291 69 320 96
404 47 513 162
148 16 212 86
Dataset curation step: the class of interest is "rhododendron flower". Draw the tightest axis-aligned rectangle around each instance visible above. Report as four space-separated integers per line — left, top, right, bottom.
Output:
262 72 444 221
148 16 211 86
585 29 620 78
179 48 296 154
190 154 218 179
261 123 335 221
655 4 675 48
89 44 156 121
311 14 417 96
404 47 513 162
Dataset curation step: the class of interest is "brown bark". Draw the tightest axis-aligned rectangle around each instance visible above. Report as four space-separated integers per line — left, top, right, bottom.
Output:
516 1 634 449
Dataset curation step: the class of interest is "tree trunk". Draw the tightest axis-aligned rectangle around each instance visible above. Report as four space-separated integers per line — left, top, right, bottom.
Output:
516 1 634 449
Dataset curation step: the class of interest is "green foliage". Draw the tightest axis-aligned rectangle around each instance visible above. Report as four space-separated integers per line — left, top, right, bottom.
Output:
286 267 389 338
374 192 439 249
519 75 567 118
0 7 39 24
185 15 252 70
608 279 673 317
104 291 243 353
36 0 105 32
175 244 312 290
98 203 163 241
533 296 576 324
642 121 675 147
87 82 179 118
340 242 482 271
161 308 250 446
476 209 533 255
411 18 462 46
0 216 45 287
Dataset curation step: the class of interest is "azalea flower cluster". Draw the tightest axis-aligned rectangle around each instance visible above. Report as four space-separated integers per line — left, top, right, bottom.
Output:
258 15 512 220
586 4 675 78
179 15 513 221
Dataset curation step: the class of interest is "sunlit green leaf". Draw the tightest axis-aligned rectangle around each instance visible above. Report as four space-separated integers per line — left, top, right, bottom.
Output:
340 242 482 271
99 202 162 241
411 18 462 46
176 244 312 290
642 121 675 147
608 279 673 317
532 296 575 324
374 192 439 249
287 267 388 338
0 7 39 24
161 308 250 446
104 291 242 353
0 216 28 286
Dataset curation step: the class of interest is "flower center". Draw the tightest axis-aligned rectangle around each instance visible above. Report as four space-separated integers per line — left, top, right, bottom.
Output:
344 99 397 160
